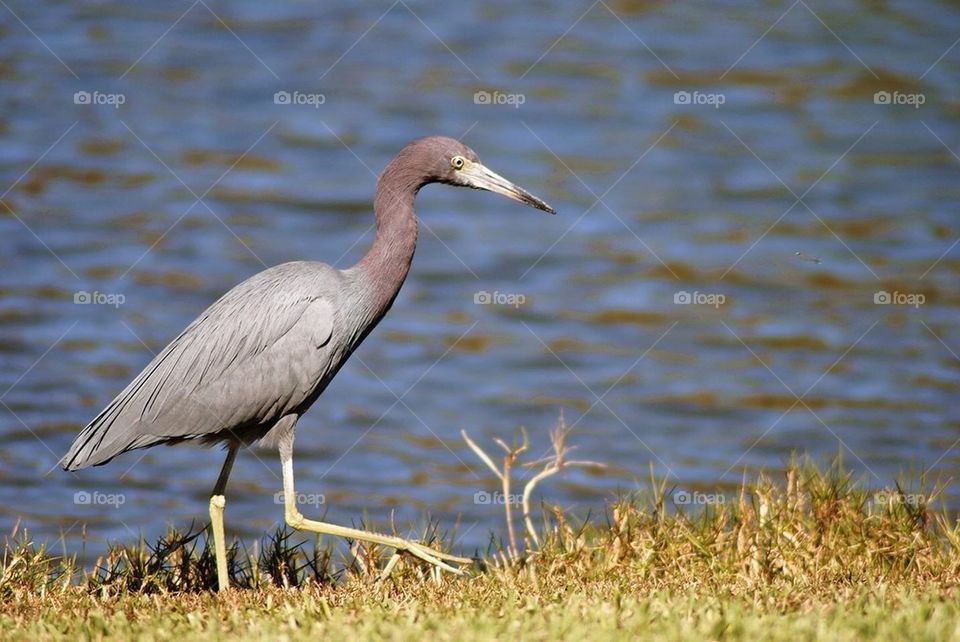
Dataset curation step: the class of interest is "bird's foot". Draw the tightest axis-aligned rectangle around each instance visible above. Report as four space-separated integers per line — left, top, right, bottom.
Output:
375 535 473 580
285 509 472 579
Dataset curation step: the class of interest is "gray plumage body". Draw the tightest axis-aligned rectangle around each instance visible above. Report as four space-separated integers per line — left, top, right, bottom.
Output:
65 263 365 468
62 135 553 472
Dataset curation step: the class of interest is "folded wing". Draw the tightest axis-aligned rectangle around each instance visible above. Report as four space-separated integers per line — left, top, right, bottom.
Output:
62 264 338 470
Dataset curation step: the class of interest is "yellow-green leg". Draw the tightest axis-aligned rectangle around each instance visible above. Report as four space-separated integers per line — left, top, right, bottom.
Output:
209 443 238 593
280 449 471 578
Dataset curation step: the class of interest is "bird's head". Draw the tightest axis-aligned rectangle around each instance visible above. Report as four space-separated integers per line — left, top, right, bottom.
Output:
397 136 556 214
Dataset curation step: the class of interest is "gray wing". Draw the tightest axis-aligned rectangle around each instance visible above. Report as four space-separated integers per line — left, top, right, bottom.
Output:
62 262 340 470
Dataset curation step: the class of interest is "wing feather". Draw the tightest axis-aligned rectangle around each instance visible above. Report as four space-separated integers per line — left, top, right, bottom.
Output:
62 263 340 470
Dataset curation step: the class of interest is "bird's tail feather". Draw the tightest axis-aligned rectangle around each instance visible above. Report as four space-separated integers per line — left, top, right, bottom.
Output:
61 403 159 471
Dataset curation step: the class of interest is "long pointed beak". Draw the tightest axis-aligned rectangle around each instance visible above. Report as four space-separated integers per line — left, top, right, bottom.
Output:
462 162 556 214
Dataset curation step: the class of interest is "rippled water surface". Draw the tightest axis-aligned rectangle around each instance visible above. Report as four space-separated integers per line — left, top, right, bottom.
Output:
2 0 960 553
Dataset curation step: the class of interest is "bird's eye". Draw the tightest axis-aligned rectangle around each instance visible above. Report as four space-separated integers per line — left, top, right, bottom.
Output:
451 156 465 170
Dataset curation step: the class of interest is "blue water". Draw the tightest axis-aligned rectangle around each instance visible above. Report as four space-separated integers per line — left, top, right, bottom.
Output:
1 0 959 556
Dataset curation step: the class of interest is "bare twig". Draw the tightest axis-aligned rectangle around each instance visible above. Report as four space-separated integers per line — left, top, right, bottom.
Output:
521 411 605 546
462 411 606 556
462 430 503 480
460 428 528 557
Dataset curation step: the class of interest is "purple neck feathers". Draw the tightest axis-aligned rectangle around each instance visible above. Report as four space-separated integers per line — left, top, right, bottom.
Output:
352 150 427 314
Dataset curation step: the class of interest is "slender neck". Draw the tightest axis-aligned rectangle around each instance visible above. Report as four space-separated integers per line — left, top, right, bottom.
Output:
352 156 425 313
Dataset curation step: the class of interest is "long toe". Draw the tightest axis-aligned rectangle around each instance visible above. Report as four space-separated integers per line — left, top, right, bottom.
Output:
401 542 464 574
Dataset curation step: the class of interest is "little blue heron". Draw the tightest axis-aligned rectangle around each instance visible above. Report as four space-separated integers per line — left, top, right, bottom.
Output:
62 136 555 591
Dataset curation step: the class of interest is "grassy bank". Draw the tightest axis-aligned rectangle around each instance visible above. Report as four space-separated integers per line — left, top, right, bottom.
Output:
3 462 959 640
